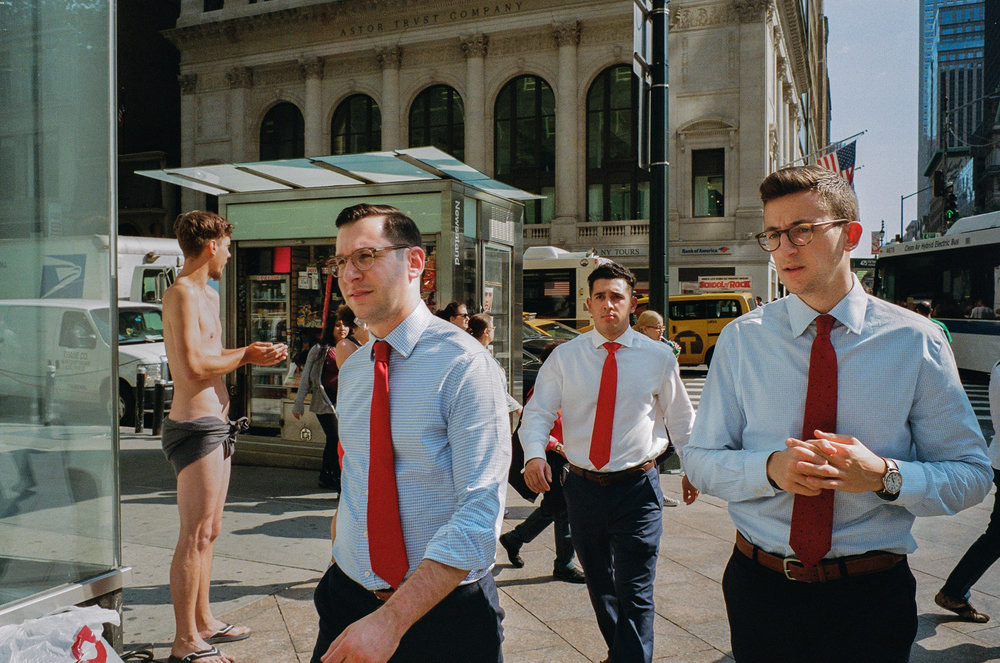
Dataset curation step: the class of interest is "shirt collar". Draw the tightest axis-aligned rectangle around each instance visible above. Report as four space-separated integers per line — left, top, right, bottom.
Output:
786 274 866 337
587 325 637 349
371 302 431 359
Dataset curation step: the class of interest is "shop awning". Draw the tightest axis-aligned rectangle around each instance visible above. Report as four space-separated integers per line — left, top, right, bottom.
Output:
137 147 543 200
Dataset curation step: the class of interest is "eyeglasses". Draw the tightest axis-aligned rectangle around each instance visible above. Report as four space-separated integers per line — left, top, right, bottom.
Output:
755 219 850 252
328 244 411 277
643 325 665 332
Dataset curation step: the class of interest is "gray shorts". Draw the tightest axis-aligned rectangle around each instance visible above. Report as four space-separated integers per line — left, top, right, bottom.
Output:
161 416 249 475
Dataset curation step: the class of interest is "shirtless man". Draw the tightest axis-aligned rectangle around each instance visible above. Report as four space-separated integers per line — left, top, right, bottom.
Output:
162 210 287 663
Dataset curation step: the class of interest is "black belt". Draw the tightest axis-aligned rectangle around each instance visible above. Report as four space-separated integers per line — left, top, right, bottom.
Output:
568 459 656 486
735 532 905 582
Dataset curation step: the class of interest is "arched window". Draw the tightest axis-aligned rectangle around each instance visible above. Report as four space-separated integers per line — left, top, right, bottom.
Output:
259 102 304 160
331 94 381 155
586 65 649 221
494 75 555 225
409 85 464 161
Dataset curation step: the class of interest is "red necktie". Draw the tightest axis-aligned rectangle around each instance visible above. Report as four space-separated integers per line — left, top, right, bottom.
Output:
368 340 408 588
589 342 621 470
788 314 837 569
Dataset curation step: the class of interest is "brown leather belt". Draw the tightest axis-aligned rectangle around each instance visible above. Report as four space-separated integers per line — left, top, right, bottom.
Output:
568 459 656 486
735 532 904 583
372 588 395 602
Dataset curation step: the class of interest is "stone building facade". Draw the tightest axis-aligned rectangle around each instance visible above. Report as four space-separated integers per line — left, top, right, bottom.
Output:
167 0 828 298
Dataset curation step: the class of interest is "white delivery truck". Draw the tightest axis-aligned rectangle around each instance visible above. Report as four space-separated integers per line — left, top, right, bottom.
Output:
0 299 172 426
0 235 183 303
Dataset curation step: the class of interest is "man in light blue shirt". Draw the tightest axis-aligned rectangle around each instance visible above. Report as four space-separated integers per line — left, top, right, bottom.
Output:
310 203 510 663
684 166 991 663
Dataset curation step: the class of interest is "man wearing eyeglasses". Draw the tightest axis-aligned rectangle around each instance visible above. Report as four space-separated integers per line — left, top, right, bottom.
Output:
310 203 510 663
683 166 991 663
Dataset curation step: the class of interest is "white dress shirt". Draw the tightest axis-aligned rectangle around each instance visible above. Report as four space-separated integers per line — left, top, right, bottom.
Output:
519 327 695 472
684 277 992 557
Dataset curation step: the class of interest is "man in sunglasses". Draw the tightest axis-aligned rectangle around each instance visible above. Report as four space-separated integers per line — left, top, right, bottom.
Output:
684 165 991 662
310 203 510 663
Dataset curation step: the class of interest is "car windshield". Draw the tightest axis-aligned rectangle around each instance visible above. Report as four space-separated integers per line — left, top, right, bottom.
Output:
535 322 579 339
92 307 165 345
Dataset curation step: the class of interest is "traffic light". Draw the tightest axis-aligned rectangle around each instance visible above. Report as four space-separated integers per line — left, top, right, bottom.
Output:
944 184 959 226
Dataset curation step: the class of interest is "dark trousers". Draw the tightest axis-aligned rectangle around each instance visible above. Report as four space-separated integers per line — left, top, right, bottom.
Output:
316 412 340 480
508 455 575 570
942 469 1000 601
722 546 917 663
311 563 504 663
563 464 662 663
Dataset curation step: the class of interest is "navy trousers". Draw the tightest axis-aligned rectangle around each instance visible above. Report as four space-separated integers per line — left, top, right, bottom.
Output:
942 469 1000 601
563 464 663 663
311 564 504 663
723 546 917 663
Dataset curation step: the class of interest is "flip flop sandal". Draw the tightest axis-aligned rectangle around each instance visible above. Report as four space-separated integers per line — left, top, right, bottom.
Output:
206 623 251 644
166 646 226 663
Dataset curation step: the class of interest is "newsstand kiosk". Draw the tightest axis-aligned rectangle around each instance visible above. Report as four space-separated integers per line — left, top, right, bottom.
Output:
140 148 530 467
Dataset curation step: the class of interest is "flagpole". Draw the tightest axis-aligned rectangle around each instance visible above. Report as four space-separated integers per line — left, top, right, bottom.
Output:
782 129 868 168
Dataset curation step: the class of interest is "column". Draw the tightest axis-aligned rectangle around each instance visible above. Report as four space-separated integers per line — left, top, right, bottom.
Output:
377 47 402 150
461 34 488 171
225 66 253 161
178 73 199 212
301 57 324 157
553 21 581 235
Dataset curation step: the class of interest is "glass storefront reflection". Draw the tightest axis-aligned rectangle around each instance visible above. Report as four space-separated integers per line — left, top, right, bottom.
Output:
0 0 120 613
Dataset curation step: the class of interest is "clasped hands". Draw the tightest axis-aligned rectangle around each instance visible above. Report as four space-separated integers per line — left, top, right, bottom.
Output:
766 430 888 495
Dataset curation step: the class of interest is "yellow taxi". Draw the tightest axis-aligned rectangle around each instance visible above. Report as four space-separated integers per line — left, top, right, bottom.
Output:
635 293 756 366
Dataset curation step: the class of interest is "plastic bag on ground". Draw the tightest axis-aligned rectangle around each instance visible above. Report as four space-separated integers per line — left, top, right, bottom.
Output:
0 605 125 663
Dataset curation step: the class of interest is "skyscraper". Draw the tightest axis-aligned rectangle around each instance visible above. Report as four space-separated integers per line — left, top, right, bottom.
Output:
918 0 985 222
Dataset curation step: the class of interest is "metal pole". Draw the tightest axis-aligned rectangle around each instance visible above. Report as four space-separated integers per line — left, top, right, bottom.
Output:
134 366 146 433
152 379 166 436
648 0 669 314
899 194 904 242
44 362 56 426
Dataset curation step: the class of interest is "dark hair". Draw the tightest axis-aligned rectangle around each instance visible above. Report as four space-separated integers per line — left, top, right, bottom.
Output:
587 261 637 295
173 210 233 257
441 301 466 320
335 203 423 249
468 313 492 340
913 302 931 317
759 165 859 222
336 303 358 330
540 339 565 363
320 306 340 346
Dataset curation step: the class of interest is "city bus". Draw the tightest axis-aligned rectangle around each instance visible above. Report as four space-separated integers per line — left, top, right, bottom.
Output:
874 211 1000 373
522 246 609 327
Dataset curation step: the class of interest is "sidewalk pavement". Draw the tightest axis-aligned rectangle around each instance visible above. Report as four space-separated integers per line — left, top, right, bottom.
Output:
121 431 1000 662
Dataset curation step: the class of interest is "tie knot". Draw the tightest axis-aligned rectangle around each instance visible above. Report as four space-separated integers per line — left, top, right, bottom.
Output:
815 314 835 336
374 340 391 362
603 342 621 355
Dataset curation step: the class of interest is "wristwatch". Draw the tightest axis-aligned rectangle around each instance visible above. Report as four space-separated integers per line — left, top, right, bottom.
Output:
875 457 902 501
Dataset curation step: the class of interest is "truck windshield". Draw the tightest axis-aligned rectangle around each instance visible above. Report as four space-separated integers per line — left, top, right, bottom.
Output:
92 307 165 345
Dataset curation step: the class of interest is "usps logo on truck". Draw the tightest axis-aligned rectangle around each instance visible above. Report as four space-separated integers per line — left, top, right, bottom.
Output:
40 254 86 298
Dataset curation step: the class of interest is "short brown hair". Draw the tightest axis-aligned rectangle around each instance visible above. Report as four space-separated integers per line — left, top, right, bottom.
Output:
587 261 637 295
335 203 422 249
759 165 859 222
173 210 233 257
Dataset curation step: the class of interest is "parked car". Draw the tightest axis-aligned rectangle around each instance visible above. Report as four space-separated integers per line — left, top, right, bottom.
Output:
522 318 580 355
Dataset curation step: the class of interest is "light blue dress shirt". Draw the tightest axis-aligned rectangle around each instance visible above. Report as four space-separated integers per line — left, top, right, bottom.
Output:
684 278 991 557
333 304 511 590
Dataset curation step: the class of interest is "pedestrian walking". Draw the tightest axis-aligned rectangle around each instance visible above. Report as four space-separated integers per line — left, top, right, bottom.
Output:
161 210 287 663
684 165 991 663
499 340 586 584
518 261 695 663
468 312 521 415
935 357 1000 622
292 306 348 491
310 203 510 663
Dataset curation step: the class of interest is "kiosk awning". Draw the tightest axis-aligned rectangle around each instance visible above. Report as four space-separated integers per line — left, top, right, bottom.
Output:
137 147 543 200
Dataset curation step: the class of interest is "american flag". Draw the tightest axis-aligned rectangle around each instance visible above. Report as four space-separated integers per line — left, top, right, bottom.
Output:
543 280 570 297
816 141 856 185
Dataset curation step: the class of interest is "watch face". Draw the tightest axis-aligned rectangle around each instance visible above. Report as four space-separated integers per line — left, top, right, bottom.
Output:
884 471 902 494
